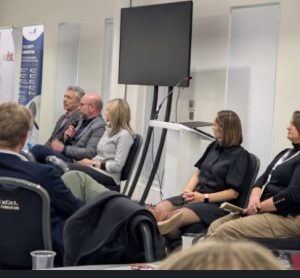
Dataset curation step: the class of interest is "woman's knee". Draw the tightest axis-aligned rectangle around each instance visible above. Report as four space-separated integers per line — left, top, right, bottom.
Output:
62 170 84 186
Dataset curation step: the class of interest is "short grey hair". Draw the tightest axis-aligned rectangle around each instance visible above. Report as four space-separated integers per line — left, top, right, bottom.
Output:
67 85 85 101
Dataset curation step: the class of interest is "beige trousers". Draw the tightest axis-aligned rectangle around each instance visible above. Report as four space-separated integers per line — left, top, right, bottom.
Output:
62 170 109 202
207 212 300 240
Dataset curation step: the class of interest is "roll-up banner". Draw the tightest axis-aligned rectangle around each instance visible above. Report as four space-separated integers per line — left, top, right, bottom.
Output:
18 25 44 148
0 28 15 103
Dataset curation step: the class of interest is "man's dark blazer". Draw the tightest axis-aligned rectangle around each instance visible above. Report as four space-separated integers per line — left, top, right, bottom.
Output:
45 110 81 147
0 152 84 257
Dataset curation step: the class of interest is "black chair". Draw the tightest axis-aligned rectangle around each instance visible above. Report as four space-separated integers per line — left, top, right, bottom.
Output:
250 237 300 251
139 222 156 262
121 134 143 195
181 152 260 235
45 155 70 176
0 177 52 269
20 149 36 162
63 191 166 266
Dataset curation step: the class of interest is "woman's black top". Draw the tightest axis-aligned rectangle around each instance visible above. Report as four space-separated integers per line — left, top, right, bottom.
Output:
167 140 250 225
254 143 300 216
194 141 250 194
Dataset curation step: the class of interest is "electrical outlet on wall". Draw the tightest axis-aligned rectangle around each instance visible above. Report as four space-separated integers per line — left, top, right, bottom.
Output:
189 111 194 121
188 100 195 121
188 100 195 109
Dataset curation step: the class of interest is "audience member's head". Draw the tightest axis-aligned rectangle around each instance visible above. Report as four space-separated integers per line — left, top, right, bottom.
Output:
0 102 32 150
79 93 103 120
158 240 284 270
214 110 243 146
64 85 85 113
105 98 133 136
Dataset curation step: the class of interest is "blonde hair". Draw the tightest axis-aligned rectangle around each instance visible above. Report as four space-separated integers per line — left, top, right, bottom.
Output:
0 102 33 148
106 98 133 137
216 110 243 146
158 240 284 270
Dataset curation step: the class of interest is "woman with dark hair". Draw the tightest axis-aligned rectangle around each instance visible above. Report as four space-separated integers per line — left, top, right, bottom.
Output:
151 110 250 238
207 111 300 240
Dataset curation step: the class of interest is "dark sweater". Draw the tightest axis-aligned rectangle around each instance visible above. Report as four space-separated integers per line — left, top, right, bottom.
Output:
254 143 300 216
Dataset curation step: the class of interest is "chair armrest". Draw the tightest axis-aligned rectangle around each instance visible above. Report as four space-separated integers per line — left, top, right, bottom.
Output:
45 155 70 175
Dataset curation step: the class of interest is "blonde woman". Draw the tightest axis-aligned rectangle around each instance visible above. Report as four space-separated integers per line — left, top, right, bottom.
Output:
158 240 285 270
66 98 134 193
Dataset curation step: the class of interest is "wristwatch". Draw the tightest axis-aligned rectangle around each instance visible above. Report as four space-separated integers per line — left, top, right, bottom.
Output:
204 193 209 203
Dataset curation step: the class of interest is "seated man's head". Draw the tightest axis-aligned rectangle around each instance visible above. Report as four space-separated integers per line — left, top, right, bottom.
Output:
79 94 103 120
0 102 32 151
63 86 85 113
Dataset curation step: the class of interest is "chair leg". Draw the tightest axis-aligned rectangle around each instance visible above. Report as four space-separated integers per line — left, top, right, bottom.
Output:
139 222 155 262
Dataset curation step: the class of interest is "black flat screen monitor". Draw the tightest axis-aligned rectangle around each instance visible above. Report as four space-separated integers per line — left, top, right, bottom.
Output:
118 1 193 88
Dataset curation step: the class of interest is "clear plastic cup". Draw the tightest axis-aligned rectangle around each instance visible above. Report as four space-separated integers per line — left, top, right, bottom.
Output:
31 250 56 270
181 233 195 251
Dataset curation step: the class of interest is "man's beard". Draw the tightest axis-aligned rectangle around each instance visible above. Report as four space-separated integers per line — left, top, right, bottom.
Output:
81 113 88 120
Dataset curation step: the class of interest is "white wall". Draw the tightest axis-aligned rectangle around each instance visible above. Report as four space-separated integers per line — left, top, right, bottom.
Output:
226 4 280 175
0 0 132 143
273 0 300 154
0 0 300 176
133 0 300 159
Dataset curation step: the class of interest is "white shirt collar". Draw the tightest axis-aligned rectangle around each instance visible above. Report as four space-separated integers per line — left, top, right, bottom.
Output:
0 150 29 161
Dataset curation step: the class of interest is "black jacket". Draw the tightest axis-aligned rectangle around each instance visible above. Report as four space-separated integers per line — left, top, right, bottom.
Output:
255 147 300 216
0 152 83 258
63 191 166 266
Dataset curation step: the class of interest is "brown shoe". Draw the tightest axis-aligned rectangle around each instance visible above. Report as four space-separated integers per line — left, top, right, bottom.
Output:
157 211 183 235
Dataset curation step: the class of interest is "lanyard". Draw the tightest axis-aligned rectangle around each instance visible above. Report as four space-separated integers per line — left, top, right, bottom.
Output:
260 150 300 197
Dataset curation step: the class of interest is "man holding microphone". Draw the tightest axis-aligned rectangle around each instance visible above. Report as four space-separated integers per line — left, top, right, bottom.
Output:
31 93 106 162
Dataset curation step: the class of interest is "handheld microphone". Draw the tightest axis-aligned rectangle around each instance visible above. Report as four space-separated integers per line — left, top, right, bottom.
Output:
154 76 192 120
64 119 79 143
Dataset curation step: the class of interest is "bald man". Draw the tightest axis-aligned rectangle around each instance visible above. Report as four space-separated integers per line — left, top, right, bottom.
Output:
31 94 106 162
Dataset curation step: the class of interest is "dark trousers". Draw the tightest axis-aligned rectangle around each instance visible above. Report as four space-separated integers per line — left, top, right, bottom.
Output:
30 144 74 163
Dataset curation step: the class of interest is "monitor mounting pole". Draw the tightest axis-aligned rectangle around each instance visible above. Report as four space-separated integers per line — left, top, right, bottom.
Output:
139 86 173 205
126 85 159 197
